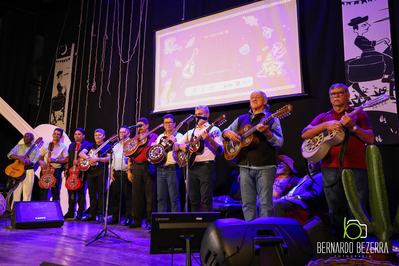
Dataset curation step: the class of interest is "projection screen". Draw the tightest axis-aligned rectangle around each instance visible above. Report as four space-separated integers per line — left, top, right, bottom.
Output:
154 0 302 113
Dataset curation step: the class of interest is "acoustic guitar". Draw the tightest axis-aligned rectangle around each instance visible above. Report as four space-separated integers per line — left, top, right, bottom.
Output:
65 142 83 190
224 104 293 162
177 114 226 168
123 124 164 158
39 142 57 189
146 115 194 165
301 94 389 163
78 134 118 171
5 137 43 178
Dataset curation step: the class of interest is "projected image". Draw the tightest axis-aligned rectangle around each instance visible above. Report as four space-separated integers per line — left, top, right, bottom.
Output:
154 0 302 112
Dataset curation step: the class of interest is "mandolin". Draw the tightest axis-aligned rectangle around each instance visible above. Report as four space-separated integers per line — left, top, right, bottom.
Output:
224 104 293 162
124 124 164 158
66 142 83 190
5 137 43 178
78 134 118 171
146 115 194 165
302 94 388 163
177 114 226 168
39 142 56 189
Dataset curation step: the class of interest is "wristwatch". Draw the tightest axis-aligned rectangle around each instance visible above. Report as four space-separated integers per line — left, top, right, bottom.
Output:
351 125 358 132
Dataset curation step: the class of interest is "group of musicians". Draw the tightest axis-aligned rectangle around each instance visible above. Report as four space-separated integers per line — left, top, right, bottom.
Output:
6 84 373 238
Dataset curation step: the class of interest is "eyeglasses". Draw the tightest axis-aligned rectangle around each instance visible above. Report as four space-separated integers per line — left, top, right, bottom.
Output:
163 122 174 125
329 90 346 97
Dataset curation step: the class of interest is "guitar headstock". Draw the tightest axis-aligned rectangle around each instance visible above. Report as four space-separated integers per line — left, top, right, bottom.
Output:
212 114 227 127
109 134 119 142
35 137 44 149
181 114 194 124
361 94 389 109
48 142 54 152
273 104 293 119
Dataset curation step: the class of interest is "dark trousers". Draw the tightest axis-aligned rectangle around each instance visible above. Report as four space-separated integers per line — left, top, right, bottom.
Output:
188 161 215 212
131 162 156 226
40 168 62 201
112 170 132 219
273 199 304 217
87 167 106 216
67 184 86 215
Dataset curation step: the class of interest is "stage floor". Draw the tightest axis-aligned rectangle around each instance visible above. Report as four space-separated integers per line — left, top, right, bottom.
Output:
0 214 192 266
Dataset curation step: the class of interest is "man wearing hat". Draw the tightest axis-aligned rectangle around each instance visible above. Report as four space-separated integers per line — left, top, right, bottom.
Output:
272 155 299 201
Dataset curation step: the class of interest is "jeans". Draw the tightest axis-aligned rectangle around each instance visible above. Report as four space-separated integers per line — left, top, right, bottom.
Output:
322 167 368 240
157 164 181 212
239 165 276 221
188 161 215 212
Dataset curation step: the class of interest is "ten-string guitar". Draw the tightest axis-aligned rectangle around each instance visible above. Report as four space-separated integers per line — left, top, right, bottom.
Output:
66 142 83 190
301 94 389 163
78 134 118 171
146 115 194 165
123 124 164 158
39 142 56 189
177 114 226 168
5 137 43 178
224 104 293 162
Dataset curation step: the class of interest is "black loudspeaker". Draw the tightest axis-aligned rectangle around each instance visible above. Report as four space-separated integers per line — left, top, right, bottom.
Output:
303 216 337 260
200 217 313 266
12 201 64 229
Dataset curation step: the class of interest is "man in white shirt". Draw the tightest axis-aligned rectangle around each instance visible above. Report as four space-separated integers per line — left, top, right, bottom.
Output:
174 105 223 212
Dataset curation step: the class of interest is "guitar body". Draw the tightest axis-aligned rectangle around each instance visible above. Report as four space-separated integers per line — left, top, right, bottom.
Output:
39 167 56 189
124 136 148 158
176 139 205 168
5 161 25 178
78 149 98 171
223 124 259 162
66 173 82 190
301 130 345 163
146 144 167 165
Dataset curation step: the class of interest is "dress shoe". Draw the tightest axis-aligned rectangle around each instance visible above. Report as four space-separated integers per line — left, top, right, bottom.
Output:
97 215 104 223
123 219 132 226
108 218 119 225
146 224 151 230
82 215 96 221
129 222 141 228
64 212 74 219
75 214 83 220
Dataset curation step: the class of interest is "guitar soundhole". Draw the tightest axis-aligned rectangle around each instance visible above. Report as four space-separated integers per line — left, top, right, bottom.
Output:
149 146 163 160
40 174 55 188
226 141 241 155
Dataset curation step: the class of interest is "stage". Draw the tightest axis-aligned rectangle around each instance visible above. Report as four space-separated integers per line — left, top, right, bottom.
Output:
0 214 190 266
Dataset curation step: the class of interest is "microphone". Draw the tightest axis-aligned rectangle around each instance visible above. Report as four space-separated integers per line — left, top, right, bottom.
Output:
194 115 208 120
128 124 143 128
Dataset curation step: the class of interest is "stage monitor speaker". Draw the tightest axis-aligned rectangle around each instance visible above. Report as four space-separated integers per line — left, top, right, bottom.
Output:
12 201 64 229
200 217 313 266
303 216 337 260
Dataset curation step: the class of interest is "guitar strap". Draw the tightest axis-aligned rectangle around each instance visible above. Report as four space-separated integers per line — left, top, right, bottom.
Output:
303 130 350 188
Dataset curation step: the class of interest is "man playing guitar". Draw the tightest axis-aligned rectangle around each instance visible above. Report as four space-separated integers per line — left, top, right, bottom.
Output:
127 118 158 229
173 105 224 212
153 114 183 213
7 132 40 207
79 128 111 222
64 128 90 220
38 128 69 201
222 90 284 221
301 83 374 240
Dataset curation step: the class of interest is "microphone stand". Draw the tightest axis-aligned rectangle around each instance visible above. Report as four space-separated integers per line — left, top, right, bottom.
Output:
86 140 131 246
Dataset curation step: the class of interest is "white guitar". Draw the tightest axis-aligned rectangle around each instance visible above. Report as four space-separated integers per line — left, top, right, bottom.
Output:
301 94 389 163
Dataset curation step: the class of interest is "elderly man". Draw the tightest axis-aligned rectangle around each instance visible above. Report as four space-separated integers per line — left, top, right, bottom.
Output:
273 161 324 217
272 155 299 201
222 90 283 221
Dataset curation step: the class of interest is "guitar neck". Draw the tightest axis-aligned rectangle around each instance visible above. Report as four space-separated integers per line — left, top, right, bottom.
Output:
24 144 37 158
92 140 111 156
191 123 214 146
242 114 274 139
139 124 163 141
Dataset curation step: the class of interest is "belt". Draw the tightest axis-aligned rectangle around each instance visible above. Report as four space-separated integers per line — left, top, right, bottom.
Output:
113 169 128 172
134 161 149 164
158 163 178 169
193 161 213 166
